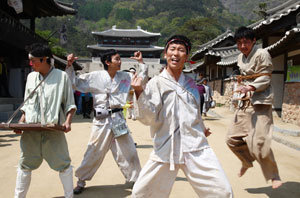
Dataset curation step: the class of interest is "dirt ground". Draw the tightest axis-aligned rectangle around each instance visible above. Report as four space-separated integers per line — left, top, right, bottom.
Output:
1 106 300 198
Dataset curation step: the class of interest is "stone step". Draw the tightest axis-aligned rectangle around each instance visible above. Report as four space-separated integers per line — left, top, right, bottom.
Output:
0 104 14 112
273 126 300 137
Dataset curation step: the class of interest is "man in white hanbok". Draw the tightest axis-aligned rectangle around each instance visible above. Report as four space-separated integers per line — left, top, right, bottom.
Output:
14 43 76 198
131 35 233 198
66 50 147 194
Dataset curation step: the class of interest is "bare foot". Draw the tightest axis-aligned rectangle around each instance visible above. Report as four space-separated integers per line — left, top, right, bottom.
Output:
238 166 248 177
272 179 282 189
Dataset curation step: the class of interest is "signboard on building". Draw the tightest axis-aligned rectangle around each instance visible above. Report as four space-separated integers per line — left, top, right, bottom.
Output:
286 60 300 82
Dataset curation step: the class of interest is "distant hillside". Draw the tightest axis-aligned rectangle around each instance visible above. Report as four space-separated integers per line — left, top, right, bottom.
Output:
219 0 286 20
36 0 249 57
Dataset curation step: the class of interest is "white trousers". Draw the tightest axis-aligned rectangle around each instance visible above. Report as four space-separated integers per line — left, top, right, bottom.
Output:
75 124 141 186
132 148 233 198
15 166 73 198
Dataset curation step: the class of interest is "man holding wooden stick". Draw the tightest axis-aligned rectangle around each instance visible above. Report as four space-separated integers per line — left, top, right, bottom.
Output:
14 43 76 198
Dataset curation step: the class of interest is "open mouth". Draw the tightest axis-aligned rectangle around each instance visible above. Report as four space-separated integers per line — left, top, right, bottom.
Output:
171 58 180 64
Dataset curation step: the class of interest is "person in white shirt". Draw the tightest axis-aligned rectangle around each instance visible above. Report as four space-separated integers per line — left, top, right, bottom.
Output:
66 50 147 195
130 35 233 198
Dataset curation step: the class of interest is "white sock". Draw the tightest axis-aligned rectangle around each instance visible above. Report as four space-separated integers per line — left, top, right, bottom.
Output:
59 166 74 198
14 168 31 198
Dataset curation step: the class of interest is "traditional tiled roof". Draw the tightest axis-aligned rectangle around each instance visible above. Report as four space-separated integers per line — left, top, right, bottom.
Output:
209 46 240 66
208 25 300 67
206 45 239 58
93 26 161 38
0 9 46 49
198 29 234 49
190 0 300 69
19 0 77 18
87 44 164 52
266 27 300 53
202 45 239 66
265 0 299 16
250 0 300 31
191 29 235 61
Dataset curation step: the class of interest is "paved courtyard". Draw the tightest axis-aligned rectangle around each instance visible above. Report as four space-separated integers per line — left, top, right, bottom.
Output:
0 107 299 198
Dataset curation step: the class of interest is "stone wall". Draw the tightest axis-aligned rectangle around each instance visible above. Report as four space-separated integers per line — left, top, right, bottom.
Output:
282 82 300 126
208 79 234 107
208 80 300 127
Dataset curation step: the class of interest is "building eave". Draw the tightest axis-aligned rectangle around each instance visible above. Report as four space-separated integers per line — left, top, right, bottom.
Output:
250 1 300 32
18 0 77 19
266 27 300 56
92 27 161 38
87 45 164 52
191 29 235 61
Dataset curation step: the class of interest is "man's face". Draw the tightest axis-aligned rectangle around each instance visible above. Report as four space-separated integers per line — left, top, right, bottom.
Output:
237 38 256 57
29 56 44 72
164 43 188 71
107 53 121 71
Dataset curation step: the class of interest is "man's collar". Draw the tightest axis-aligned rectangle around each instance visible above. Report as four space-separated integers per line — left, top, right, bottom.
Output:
243 45 258 61
161 69 185 86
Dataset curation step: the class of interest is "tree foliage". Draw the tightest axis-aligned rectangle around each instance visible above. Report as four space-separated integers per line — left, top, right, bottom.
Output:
36 0 250 57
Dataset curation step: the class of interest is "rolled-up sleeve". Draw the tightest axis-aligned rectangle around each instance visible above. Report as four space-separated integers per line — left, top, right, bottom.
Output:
63 72 77 114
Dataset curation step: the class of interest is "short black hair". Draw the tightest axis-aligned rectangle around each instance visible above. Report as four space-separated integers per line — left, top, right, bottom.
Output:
26 43 53 64
234 26 256 41
101 49 118 70
165 35 192 54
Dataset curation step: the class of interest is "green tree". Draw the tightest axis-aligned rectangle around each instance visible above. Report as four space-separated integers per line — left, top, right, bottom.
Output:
115 8 133 21
178 17 223 49
36 30 67 56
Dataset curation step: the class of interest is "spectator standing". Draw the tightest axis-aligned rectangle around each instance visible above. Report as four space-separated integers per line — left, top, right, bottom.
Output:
202 78 213 117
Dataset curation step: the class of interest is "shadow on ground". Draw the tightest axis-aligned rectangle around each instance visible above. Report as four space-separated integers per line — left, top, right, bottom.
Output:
245 182 300 198
53 184 132 198
175 177 188 181
203 117 221 121
0 133 19 147
136 144 153 149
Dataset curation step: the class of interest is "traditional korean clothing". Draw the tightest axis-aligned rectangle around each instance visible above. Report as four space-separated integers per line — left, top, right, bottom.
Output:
15 68 76 198
226 45 280 181
65 63 147 188
131 69 232 198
